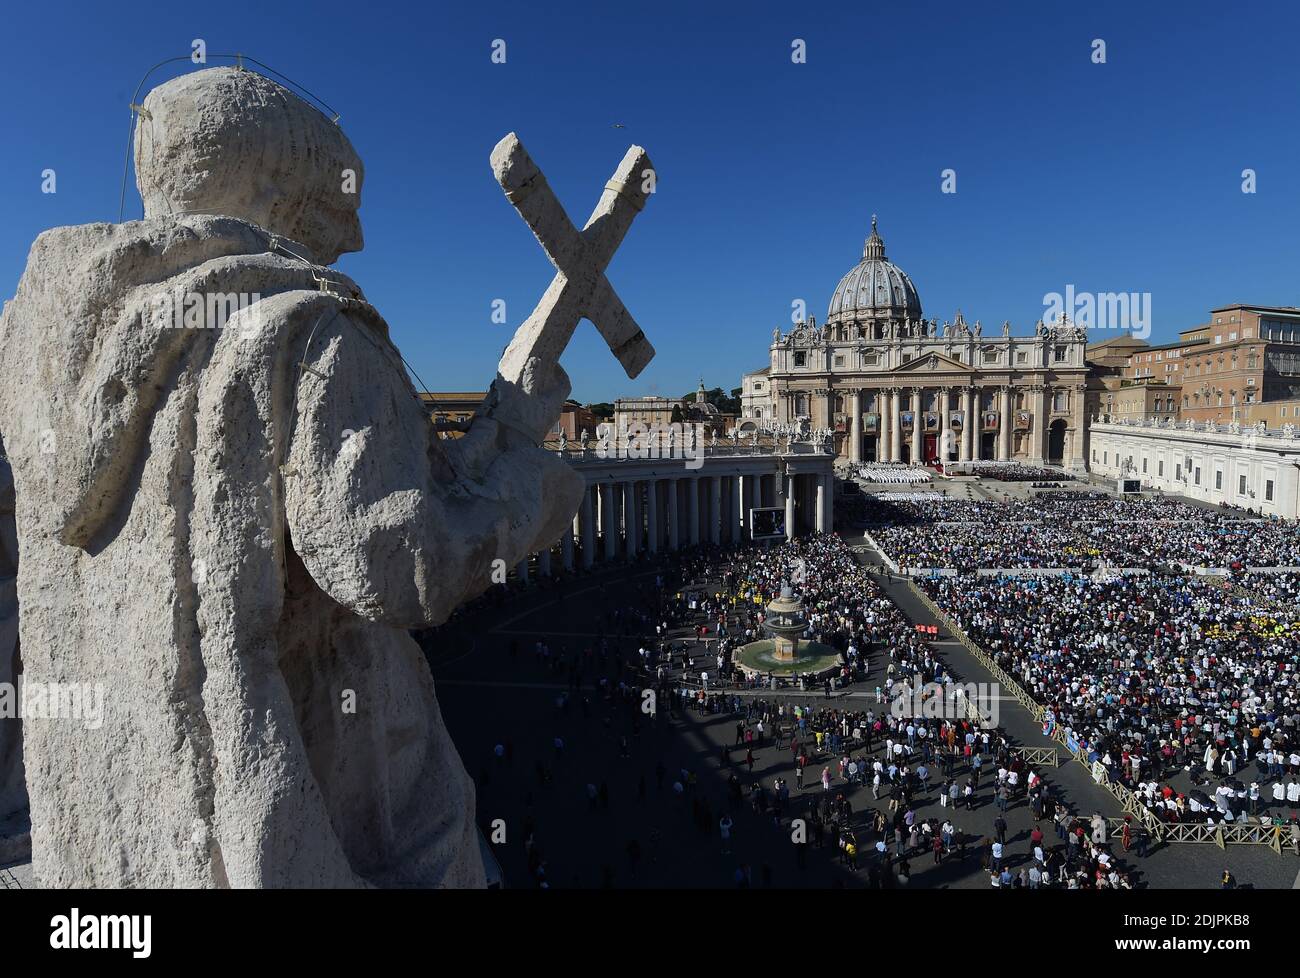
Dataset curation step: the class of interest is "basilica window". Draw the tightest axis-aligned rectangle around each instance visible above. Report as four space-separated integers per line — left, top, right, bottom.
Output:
1052 391 1068 412
1054 345 1067 362
862 353 879 366
1016 351 1027 363
833 355 845 368
794 352 806 367
982 349 999 364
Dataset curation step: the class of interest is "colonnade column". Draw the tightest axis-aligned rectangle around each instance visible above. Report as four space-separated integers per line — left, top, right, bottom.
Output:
536 547 551 577
601 483 616 561
815 475 827 533
732 476 745 542
709 476 722 545
562 525 575 572
688 476 700 546
667 478 680 550
646 479 659 554
580 485 596 569
784 473 796 541
623 481 638 559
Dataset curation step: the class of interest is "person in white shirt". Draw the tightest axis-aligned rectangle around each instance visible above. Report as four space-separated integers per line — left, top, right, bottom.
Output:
1287 780 1300 805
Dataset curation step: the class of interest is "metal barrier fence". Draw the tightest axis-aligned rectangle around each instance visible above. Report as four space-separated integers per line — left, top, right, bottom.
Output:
1014 746 1063 768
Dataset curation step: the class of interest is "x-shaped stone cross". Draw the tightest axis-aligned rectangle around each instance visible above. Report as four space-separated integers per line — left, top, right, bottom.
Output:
490 132 656 385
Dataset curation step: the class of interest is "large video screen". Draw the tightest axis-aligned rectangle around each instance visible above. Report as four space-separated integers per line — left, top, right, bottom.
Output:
749 506 787 540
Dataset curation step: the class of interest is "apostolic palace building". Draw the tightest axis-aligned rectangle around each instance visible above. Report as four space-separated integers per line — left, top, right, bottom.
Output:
746 218 1091 470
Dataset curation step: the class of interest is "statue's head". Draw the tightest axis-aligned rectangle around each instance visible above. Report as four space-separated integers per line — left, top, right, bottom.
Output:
135 67 363 263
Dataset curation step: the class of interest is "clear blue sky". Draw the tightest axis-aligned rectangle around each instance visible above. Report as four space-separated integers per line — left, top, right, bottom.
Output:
4 0 1299 402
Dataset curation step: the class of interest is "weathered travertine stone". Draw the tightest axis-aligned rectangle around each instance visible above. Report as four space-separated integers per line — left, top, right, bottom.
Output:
0 66 589 887
0 443 24 856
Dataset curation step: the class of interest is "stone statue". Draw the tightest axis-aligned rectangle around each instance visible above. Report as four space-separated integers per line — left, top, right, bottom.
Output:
0 68 645 888
974 321 982 337
1001 320 1010 337
558 430 568 452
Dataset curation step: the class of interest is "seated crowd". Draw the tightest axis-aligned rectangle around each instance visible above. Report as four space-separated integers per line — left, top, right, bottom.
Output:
919 572 1300 827
864 491 1300 571
854 463 932 485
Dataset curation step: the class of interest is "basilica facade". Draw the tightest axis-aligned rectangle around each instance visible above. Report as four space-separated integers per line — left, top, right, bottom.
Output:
755 219 1091 469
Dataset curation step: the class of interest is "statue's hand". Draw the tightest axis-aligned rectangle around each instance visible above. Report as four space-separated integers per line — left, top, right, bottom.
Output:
483 356 571 446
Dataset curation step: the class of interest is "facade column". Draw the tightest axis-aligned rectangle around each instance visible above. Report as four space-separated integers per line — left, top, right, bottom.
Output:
784 472 796 541
667 478 680 550
939 387 951 463
815 475 827 533
709 476 722 545
875 390 886 461
537 546 552 577
688 476 700 546
997 388 1012 461
1070 383 1088 470
646 478 659 554
960 387 974 462
1030 384 1048 465
911 387 923 465
562 526 575 572
889 388 901 462
601 483 616 561
517 557 530 585
580 485 595 568
849 389 862 463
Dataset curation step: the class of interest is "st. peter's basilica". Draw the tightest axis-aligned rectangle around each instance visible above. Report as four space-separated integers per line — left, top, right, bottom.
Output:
745 218 1091 470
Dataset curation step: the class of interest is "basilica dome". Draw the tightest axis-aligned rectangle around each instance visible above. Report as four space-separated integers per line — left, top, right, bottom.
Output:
826 217 922 325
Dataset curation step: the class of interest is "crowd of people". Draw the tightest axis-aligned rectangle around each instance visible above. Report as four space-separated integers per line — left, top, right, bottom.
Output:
1241 572 1300 608
863 491 1300 571
958 461 1077 483
919 572 1300 830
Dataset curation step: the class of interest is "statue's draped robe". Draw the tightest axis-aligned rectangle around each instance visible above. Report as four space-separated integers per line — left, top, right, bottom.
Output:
0 214 581 886
0 446 21 830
